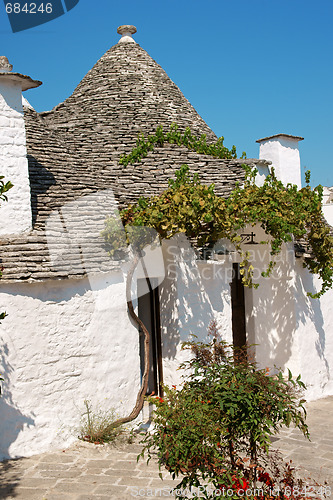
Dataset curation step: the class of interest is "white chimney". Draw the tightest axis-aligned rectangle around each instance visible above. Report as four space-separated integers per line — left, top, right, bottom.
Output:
256 134 304 189
0 56 41 236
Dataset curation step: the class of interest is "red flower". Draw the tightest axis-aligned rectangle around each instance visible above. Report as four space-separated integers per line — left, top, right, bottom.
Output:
241 478 249 489
258 472 272 486
229 475 249 494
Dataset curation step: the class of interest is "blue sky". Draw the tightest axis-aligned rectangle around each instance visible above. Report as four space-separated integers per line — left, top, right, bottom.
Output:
0 0 332 187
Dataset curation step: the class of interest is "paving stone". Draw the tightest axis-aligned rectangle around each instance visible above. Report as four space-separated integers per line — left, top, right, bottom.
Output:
94 484 128 495
34 462 72 471
39 469 83 479
37 454 78 464
312 444 333 452
121 444 146 454
6 488 48 499
118 476 156 486
84 460 115 469
137 470 163 479
77 474 110 483
124 454 144 462
80 467 108 475
149 480 179 489
103 468 141 477
77 496 110 500
40 495 77 500
17 478 57 489
51 482 96 494
106 460 140 471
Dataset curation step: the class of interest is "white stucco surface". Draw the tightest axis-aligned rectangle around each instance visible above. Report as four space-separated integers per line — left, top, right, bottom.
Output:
157 230 333 401
323 203 333 227
322 187 333 204
255 164 270 187
0 80 32 235
258 136 302 188
0 273 141 460
160 235 233 388
243 227 333 401
1 229 333 459
294 264 333 400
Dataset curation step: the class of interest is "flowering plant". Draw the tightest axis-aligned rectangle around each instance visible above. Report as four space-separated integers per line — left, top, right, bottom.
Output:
139 322 314 499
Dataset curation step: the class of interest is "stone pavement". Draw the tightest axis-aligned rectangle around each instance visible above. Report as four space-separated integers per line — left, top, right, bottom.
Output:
0 397 332 500
271 396 333 487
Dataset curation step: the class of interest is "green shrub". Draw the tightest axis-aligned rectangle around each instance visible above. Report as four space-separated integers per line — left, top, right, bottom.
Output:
139 322 311 499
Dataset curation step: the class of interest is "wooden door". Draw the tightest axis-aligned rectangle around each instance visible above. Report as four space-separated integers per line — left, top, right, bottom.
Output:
138 278 163 396
230 263 247 357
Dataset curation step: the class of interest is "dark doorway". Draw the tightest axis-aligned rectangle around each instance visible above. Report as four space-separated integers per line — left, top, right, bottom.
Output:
138 278 163 396
230 263 247 351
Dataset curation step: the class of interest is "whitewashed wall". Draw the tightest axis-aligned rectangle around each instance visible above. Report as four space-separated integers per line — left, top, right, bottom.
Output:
257 135 302 188
0 80 32 235
243 226 333 401
159 230 333 401
159 235 233 388
323 203 333 227
1 231 333 460
0 272 140 460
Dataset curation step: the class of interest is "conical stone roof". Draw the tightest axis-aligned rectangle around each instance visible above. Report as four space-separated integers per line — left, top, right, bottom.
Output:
39 33 217 167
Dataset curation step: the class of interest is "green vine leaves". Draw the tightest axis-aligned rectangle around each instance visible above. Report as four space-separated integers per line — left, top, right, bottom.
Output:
103 148 333 299
0 175 13 203
119 123 246 166
0 176 13 280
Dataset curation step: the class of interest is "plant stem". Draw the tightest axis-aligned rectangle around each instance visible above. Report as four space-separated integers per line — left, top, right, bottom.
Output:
112 252 151 428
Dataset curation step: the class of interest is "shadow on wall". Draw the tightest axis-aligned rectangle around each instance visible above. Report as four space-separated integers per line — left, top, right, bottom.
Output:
160 234 229 360
251 273 297 371
158 234 330 385
27 155 56 229
251 245 328 380
0 343 35 462
294 262 329 379
251 244 310 372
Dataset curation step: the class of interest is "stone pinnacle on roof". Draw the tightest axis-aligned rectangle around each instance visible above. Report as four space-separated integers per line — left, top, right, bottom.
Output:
117 25 137 44
0 56 13 73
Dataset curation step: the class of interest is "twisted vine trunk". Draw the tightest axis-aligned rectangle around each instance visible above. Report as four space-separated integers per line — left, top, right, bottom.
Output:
111 253 151 428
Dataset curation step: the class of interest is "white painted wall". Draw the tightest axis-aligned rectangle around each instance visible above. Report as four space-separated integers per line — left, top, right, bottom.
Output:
257 135 302 188
1 229 333 459
159 235 233 388
323 204 333 227
0 79 32 235
0 273 141 460
255 163 270 187
157 230 333 401
242 225 333 401
294 261 333 400
322 187 333 204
